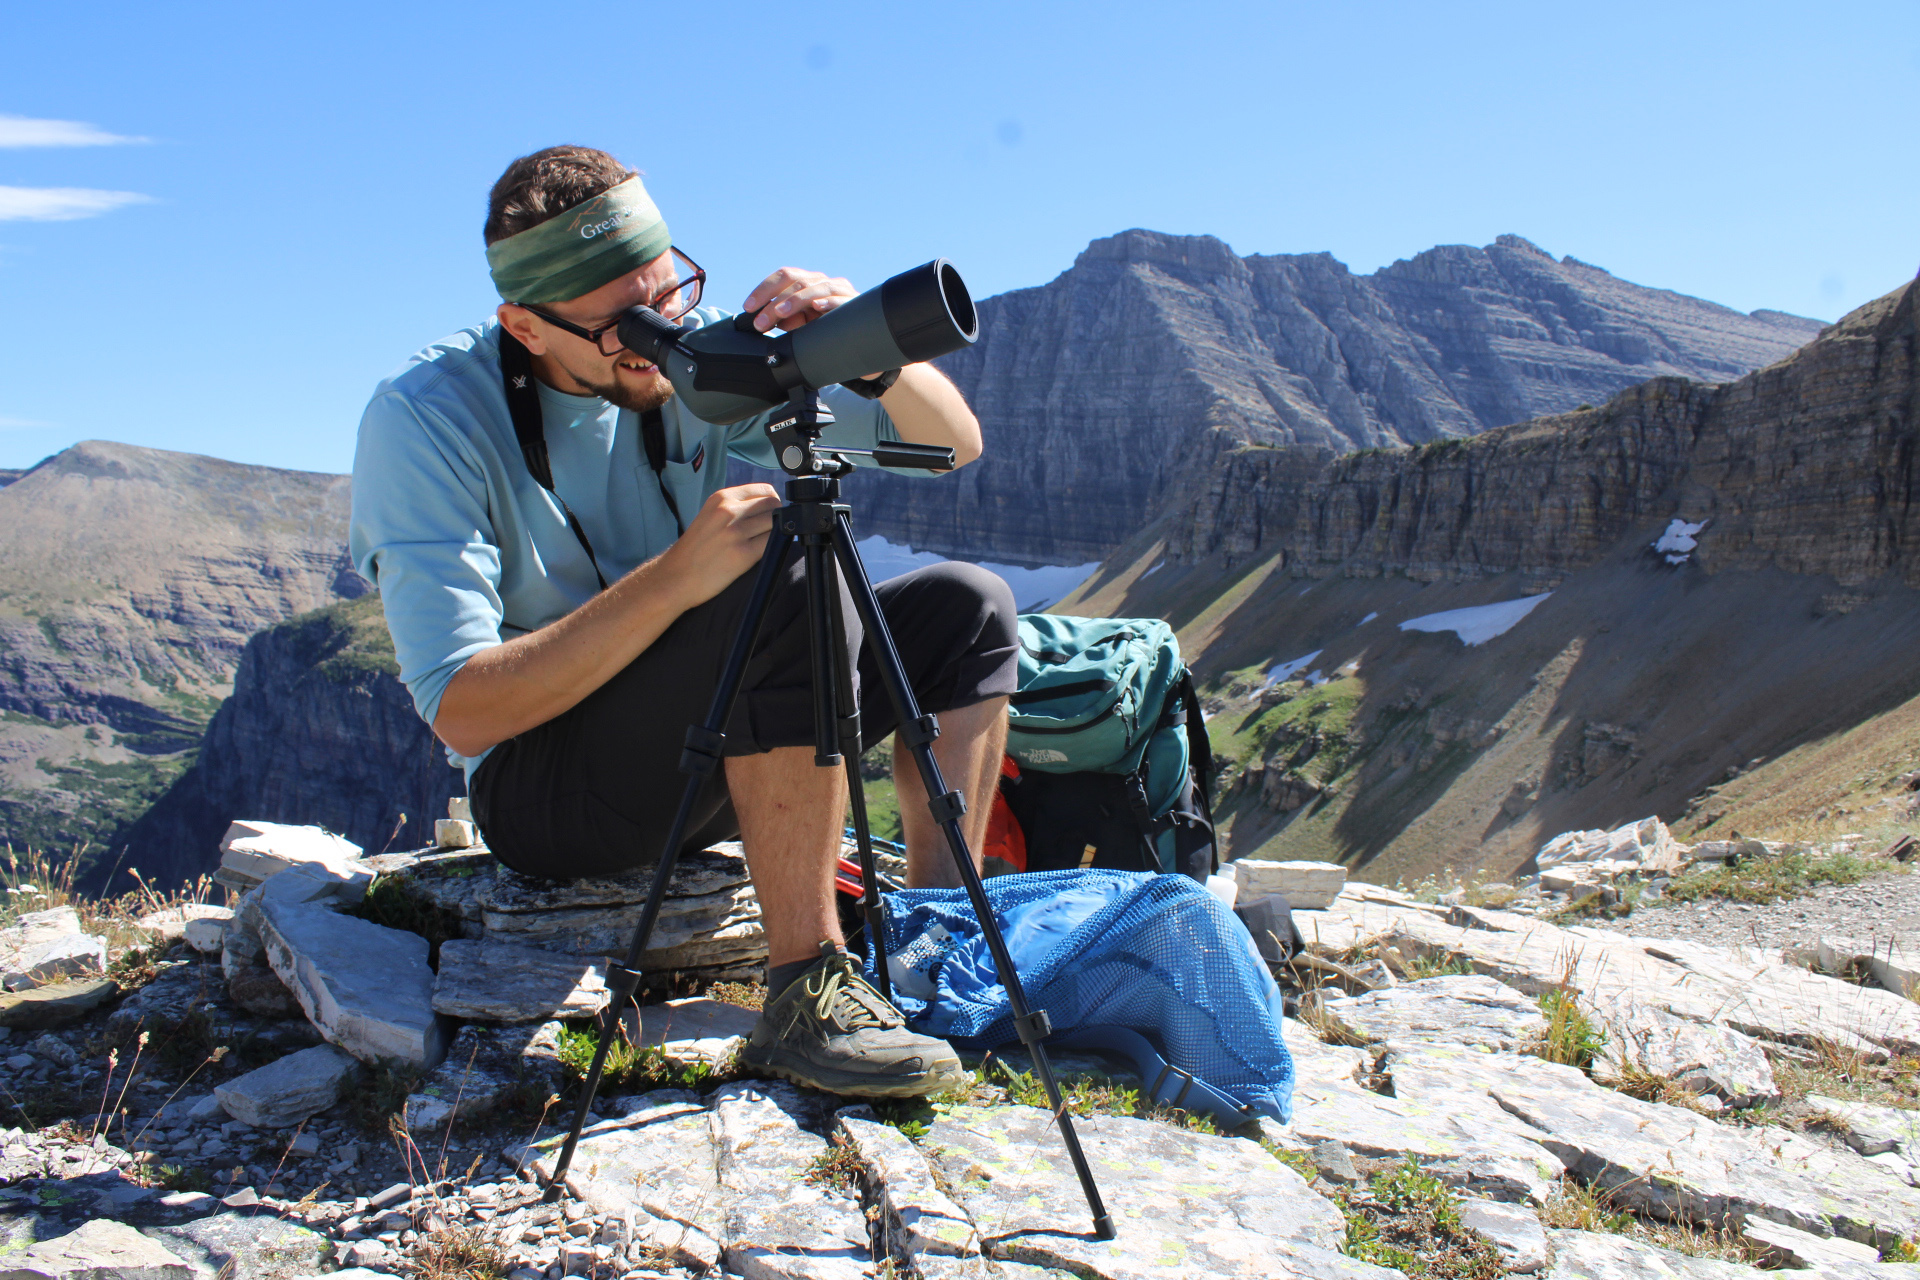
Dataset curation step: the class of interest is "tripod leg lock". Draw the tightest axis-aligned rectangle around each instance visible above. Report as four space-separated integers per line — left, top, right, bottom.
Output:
1013 1008 1052 1044
680 726 727 777
898 714 941 748
926 790 967 825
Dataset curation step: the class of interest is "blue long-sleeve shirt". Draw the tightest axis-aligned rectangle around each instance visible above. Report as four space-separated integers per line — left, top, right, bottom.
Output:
348 310 903 777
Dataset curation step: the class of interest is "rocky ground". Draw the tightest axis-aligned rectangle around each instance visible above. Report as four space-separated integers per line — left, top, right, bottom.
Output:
1600 872 1920 952
13 818 1920 1278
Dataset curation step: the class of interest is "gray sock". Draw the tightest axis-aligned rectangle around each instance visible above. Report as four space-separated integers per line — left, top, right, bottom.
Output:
766 958 815 998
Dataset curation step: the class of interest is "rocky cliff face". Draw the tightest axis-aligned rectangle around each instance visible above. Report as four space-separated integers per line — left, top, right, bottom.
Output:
1069 277 1919 884
120 595 460 892
1169 281 1918 588
0 441 365 863
846 230 1821 565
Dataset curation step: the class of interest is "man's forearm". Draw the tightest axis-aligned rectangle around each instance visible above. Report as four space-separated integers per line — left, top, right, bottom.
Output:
433 554 694 758
880 364 981 467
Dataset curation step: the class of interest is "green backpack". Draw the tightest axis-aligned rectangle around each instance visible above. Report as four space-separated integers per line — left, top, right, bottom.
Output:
1000 615 1217 880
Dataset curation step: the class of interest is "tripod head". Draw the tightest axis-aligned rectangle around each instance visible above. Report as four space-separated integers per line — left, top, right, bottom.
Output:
761 385 957 478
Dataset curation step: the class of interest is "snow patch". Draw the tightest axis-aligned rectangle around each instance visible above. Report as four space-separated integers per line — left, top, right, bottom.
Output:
1652 517 1708 565
854 536 1101 612
1141 560 1165 578
1398 594 1552 646
1263 650 1323 686
1357 612 1379 627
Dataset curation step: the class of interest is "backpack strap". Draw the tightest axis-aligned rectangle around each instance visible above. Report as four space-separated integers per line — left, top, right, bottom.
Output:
1053 1025 1257 1126
499 332 608 591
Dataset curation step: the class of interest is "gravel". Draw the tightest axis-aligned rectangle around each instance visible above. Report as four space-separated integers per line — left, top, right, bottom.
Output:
1595 871 1920 952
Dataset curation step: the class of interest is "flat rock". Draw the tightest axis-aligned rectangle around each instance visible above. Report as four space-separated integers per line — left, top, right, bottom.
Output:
837 1110 981 1263
626 996 761 1064
1543 1228 1763 1278
1459 1199 1547 1273
1806 1095 1920 1158
133 904 229 947
1535 817 1681 875
212 1044 359 1128
1317 975 1546 1050
1 1218 192 1280
216 820 365 895
0 908 106 991
180 912 230 955
1490 1070 1920 1243
482 843 753 912
256 892 448 1069
1229 859 1348 909
710 1081 871 1279
430 939 608 1022
1743 1216 1880 1267
1586 991 1778 1106
143 1211 331 1280
924 1101 1392 1278
1816 937 1920 1000
0 977 118 1029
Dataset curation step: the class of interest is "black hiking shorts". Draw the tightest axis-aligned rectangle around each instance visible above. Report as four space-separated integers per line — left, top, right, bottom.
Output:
469 555 1018 881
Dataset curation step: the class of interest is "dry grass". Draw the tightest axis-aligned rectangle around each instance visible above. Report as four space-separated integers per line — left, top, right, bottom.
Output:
409 1223 511 1280
1527 989 1607 1070
2 846 221 959
1298 995 1370 1048
1540 1177 1756 1262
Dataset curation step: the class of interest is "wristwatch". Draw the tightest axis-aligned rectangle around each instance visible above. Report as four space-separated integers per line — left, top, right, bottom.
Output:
841 368 900 399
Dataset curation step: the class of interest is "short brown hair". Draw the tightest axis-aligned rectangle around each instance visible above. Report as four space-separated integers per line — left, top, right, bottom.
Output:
484 146 635 245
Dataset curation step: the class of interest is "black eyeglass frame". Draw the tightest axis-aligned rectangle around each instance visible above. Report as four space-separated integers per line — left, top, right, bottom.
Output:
521 248 706 355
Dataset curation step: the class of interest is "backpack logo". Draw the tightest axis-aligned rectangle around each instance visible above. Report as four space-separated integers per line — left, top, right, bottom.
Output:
1019 747 1070 765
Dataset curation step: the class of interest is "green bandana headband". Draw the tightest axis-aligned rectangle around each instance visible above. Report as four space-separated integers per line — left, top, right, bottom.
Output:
485 175 671 304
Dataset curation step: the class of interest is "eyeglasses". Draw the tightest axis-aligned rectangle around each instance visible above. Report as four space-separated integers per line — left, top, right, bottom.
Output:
523 247 706 356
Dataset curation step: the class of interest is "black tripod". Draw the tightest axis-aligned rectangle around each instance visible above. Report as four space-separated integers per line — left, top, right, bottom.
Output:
543 386 1115 1240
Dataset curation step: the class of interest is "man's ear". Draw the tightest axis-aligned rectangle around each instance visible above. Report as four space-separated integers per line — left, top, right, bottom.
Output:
496 303 547 355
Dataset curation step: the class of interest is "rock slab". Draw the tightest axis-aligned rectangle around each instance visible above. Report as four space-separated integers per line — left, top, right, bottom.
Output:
0 907 106 991
0 977 118 1030
216 820 366 894
430 938 608 1022
1318 974 1546 1050
212 1044 360 1128
1459 1199 1547 1273
1229 859 1349 909
0 1218 192 1280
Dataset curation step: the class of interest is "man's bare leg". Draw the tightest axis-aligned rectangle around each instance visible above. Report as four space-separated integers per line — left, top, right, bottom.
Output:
894 695 1010 888
725 745 845 967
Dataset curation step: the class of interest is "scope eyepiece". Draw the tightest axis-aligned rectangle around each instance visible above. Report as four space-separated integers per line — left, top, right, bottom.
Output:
614 305 691 366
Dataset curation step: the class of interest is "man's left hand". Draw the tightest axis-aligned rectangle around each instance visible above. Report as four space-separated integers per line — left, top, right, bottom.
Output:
743 267 857 333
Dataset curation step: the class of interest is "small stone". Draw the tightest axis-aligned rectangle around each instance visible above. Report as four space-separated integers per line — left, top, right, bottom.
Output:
26 1032 77 1066
342 1239 392 1268
4 1052 32 1071
214 1044 360 1128
290 1129 322 1156
448 797 472 822
435 818 478 849
368 1182 411 1209
182 910 233 955
1310 1138 1361 1184
0 976 119 1029
1458 1198 1547 1273
1226 859 1347 909
0 1218 192 1279
188 1094 226 1121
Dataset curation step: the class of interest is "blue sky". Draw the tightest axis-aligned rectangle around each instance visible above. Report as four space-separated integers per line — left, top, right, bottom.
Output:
2 0 1915 475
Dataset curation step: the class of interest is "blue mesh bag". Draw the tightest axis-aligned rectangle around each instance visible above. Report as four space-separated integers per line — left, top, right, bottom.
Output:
867 868 1294 1124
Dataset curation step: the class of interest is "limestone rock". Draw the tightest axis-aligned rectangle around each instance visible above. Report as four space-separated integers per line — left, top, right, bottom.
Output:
1814 937 1920 1000
1543 1228 1763 1278
924 1101 1386 1277
215 820 366 895
1805 1095 1920 1158
180 910 230 955
1742 1216 1880 1267
1586 991 1778 1107
1458 1199 1547 1273
627 996 760 1064
430 939 608 1022
837 1111 981 1262
132 903 229 948
143 1211 331 1280
212 1044 359 1128
1229 860 1348 910
434 818 477 849
1534 817 1680 875
0 907 106 991
255 891 449 1068
0 1218 191 1280
1316 975 1546 1050
710 1081 870 1279
0 977 118 1029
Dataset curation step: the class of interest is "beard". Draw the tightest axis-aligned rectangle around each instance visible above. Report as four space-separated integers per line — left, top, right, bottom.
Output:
548 350 675 413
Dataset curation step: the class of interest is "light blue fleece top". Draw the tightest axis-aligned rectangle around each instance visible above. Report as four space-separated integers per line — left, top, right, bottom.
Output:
348 309 904 778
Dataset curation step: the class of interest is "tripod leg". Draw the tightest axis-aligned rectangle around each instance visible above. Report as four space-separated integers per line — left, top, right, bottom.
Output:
828 514 1116 1241
544 524 795 1200
822 565 892 1000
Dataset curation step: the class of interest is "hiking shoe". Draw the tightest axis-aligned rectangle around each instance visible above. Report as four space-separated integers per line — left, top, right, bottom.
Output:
741 943 967 1098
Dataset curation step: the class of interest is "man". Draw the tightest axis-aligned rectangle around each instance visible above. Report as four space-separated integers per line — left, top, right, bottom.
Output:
350 146 1016 1098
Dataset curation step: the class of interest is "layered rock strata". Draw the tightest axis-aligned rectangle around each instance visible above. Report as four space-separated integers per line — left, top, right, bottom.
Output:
847 230 1820 565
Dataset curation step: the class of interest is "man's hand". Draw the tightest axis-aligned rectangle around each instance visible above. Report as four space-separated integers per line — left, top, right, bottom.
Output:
659 483 782 607
744 268 858 333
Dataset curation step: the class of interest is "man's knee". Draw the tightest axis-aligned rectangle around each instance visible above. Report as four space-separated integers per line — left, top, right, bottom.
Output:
909 561 1018 650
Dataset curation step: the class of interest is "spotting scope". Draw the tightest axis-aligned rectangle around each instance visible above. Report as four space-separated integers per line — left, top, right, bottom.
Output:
616 260 979 424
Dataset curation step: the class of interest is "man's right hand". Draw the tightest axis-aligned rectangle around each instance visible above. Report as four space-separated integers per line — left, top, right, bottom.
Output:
661 483 782 608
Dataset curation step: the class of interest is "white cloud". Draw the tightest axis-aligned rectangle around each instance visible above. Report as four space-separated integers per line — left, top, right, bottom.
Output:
0 416 52 430
0 115 147 148
0 186 154 222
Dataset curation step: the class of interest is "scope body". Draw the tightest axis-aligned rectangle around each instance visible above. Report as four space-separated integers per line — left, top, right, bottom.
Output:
617 259 979 424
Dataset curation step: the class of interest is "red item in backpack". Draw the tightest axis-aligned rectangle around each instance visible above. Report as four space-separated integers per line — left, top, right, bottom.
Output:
983 755 1028 872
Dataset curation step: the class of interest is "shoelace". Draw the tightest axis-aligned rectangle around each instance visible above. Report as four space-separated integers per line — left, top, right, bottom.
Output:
808 957 900 1031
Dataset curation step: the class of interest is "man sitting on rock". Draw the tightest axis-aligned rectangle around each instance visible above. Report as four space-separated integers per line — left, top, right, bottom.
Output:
349 145 1015 1098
